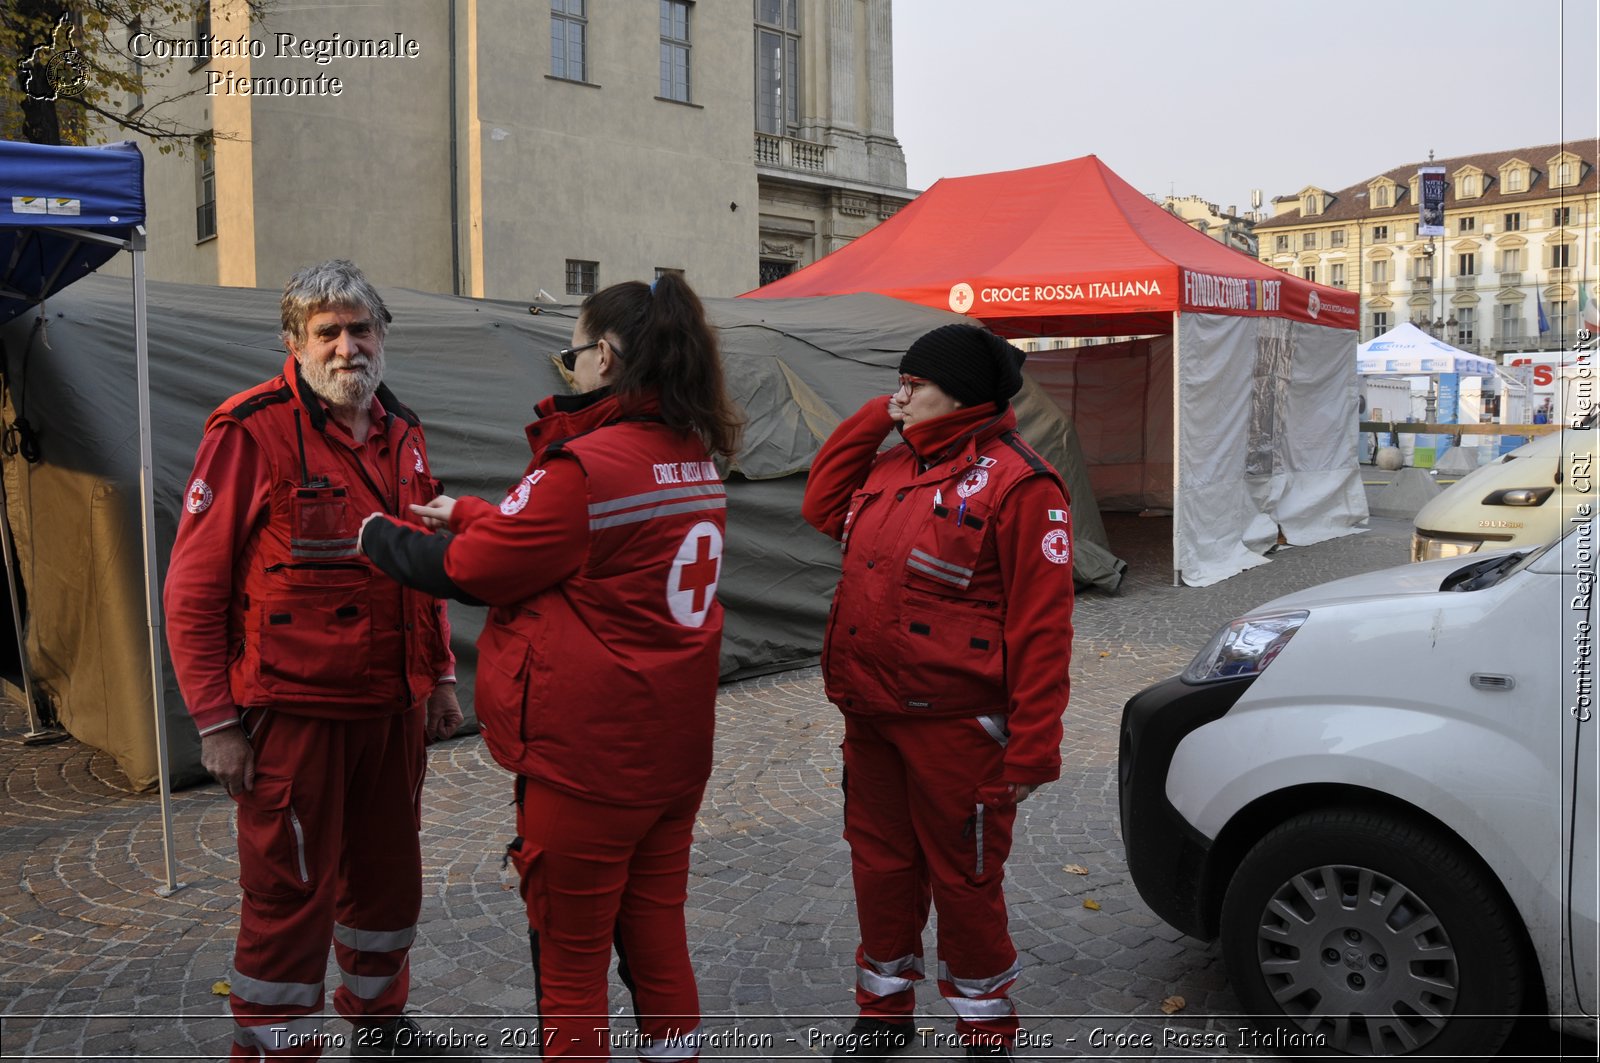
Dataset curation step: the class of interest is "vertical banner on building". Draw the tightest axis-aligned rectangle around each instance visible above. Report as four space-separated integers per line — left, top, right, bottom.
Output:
1418 167 1446 236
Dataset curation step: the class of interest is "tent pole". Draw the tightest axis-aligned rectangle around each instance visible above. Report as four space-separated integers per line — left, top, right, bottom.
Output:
131 234 182 895
0 476 55 743
1171 311 1182 587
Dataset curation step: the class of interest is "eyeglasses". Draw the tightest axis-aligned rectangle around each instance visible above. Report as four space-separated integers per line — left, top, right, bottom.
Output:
558 340 600 372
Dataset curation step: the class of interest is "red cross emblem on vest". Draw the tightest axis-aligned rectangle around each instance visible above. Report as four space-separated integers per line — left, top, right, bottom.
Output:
667 521 723 627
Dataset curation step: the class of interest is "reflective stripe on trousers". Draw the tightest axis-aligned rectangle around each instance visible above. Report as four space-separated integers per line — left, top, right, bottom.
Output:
856 951 925 997
939 958 1021 1021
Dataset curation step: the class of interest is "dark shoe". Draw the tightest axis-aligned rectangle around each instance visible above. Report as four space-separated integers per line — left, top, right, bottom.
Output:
830 1017 915 1061
352 1015 476 1059
965 1039 1014 1058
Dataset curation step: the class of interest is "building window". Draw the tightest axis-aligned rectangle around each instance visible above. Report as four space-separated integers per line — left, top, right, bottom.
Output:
759 259 794 286
1370 311 1389 339
1499 247 1524 273
1302 266 1316 283
654 266 685 282
755 0 800 136
1457 174 1478 198
1330 263 1345 288
565 259 598 296
1372 225 1389 242
1503 212 1522 231
1302 232 1317 250
195 135 216 241
1498 303 1521 341
1273 234 1289 253
1551 300 1572 337
1302 195 1317 215
660 1 691 102
1370 259 1389 284
1372 186 1389 208
1555 161 1575 186
1458 215 1475 234
1330 229 1346 248
1552 244 1572 268
1504 169 1524 193
552 0 587 82
1553 206 1572 227
1456 253 1475 277
1456 307 1475 344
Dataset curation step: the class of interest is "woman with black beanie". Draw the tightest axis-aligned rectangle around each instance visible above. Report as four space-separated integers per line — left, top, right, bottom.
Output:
802 323 1076 1061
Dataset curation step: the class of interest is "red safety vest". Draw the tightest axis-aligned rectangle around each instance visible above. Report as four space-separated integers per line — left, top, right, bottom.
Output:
822 415 1065 719
215 364 450 715
471 402 727 806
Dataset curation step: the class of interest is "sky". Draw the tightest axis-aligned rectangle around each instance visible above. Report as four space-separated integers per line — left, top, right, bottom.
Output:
892 0 1599 210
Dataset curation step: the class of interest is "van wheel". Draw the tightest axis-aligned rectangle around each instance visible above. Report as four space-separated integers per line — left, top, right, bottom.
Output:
1219 809 1524 1056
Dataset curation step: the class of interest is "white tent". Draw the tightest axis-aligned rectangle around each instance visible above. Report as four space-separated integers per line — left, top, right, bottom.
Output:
1358 321 1496 377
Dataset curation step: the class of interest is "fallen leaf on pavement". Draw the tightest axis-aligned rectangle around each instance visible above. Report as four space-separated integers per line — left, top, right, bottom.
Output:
1063 864 1089 875
1082 898 1101 910
1160 995 1186 1015
29 933 43 942
211 981 231 996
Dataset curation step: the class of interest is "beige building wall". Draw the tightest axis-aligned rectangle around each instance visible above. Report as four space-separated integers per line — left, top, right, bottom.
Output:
101 0 910 300
473 1 758 300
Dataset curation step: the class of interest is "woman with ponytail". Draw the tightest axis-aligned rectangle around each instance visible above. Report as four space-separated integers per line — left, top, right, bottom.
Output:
360 274 741 1060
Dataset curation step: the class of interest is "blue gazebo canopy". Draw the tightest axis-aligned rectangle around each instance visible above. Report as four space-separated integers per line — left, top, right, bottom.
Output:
0 139 145 323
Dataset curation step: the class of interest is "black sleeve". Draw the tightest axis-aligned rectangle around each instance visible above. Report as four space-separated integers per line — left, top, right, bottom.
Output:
361 518 487 606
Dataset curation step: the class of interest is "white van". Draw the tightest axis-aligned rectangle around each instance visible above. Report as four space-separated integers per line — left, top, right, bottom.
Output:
1411 415 1594 561
1120 521 1597 1055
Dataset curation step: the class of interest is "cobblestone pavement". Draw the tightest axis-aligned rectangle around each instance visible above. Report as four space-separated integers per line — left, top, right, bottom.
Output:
1 511 1424 1062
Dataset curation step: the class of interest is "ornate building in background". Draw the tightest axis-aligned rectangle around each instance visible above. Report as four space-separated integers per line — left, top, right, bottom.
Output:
1255 144 1597 353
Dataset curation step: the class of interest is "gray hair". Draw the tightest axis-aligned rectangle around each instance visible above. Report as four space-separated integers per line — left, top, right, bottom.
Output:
279 259 392 348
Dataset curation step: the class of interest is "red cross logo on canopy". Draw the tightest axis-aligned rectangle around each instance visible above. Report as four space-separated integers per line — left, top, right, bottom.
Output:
667 521 723 627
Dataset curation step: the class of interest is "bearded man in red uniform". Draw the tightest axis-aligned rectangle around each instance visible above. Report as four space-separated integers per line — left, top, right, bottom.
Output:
165 260 462 1060
802 324 1075 1061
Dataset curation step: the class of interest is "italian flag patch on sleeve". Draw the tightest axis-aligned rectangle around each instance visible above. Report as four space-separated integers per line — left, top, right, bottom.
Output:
1047 509 1069 523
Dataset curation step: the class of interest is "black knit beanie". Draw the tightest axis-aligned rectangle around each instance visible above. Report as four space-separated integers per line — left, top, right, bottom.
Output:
898 324 1025 407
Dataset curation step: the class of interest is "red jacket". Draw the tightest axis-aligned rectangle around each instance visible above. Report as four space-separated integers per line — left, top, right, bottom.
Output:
431 391 726 806
165 355 453 736
802 398 1075 785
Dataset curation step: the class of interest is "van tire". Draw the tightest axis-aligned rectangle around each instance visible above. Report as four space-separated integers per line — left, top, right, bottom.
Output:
1219 808 1523 1056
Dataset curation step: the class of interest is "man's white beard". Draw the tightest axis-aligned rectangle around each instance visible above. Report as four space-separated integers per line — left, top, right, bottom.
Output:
300 348 384 412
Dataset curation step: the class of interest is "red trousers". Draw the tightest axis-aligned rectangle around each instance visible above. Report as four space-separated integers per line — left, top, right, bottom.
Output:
228 706 426 1060
842 714 1022 1044
511 776 706 1061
